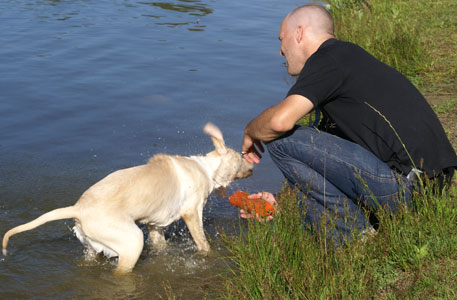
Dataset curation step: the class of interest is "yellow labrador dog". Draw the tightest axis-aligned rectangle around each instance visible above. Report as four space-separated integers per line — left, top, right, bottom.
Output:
2 123 253 273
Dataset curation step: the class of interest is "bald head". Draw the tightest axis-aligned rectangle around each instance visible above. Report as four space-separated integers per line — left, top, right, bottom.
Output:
286 4 334 37
278 4 335 75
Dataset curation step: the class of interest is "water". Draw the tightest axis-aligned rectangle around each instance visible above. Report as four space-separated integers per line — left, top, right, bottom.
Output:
0 0 307 298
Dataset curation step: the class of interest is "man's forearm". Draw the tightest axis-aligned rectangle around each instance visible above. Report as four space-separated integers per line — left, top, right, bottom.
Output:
245 106 285 142
245 94 314 143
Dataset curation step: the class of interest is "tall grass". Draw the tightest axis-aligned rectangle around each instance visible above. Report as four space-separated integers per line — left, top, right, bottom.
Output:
327 0 433 86
220 184 457 299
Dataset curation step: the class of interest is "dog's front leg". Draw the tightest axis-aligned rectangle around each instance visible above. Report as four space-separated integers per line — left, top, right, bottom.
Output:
147 224 167 250
182 209 210 253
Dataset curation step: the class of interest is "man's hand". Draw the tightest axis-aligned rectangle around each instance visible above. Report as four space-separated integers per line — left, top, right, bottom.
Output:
240 191 277 221
242 134 264 164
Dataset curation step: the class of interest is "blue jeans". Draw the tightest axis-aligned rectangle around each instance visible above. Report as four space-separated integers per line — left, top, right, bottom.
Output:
267 126 412 242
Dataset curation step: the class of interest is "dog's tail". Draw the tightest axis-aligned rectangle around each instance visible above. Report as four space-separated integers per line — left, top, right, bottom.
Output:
2 206 79 255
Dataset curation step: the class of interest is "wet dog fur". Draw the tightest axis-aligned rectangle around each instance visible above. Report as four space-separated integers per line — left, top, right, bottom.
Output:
2 123 253 273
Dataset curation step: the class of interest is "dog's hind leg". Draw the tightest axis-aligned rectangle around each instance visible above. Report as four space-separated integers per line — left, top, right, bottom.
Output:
113 225 144 274
182 208 210 253
147 224 167 250
84 220 144 274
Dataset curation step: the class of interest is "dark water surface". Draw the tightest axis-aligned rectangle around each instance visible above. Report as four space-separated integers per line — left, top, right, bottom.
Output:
0 0 307 298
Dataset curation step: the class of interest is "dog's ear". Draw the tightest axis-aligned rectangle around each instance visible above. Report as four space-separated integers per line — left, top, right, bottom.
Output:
203 122 227 155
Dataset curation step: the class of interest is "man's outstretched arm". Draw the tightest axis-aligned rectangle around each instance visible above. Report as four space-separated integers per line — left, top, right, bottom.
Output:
242 94 314 164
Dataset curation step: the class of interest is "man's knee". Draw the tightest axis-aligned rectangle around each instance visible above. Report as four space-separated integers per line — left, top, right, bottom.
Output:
266 125 315 156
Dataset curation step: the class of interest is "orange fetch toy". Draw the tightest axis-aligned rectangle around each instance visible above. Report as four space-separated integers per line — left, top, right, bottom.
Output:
228 190 275 217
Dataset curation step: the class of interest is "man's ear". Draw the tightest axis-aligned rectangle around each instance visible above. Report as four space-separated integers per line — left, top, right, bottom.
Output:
296 25 303 43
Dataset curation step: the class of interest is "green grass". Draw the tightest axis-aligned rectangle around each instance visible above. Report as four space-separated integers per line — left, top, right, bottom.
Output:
433 98 457 115
217 1 457 299
328 0 432 86
327 0 457 94
219 185 457 299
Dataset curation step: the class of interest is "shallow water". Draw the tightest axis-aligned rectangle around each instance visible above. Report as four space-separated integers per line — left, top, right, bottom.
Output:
0 0 309 298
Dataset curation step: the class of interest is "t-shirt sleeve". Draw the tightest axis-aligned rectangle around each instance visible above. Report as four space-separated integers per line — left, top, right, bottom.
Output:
287 51 342 107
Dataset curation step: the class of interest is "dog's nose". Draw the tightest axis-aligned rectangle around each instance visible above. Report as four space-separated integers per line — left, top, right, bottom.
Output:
236 164 254 179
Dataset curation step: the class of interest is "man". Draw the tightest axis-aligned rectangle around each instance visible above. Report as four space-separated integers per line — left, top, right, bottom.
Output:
241 4 457 241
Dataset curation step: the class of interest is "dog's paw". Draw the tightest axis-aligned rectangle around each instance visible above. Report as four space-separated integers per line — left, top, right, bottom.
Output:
151 241 168 252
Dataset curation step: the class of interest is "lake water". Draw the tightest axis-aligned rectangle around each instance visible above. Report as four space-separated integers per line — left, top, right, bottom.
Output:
0 0 309 298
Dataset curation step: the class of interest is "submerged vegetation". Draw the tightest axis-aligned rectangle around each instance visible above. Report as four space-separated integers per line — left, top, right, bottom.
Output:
218 0 457 299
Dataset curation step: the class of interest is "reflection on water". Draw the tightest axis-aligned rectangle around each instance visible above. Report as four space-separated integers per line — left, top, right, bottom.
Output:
22 0 213 31
139 0 212 16
139 0 212 30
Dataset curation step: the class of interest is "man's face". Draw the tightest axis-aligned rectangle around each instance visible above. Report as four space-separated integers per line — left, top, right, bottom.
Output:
279 17 305 76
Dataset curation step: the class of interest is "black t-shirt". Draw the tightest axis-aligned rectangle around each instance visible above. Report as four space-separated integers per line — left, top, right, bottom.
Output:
287 38 457 177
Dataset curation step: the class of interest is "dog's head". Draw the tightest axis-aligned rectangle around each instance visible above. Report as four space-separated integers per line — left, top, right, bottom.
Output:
203 123 254 194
